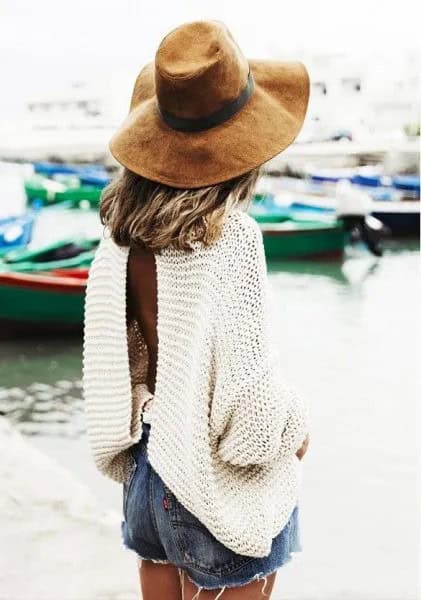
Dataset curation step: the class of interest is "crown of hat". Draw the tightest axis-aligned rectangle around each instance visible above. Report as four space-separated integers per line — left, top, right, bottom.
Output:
154 21 251 121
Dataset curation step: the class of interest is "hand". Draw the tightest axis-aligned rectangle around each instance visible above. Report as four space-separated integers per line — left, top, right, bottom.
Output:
295 433 310 460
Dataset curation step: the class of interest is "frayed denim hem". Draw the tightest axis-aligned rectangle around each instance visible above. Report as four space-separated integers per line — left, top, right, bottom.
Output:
120 520 171 565
136 554 172 565
121 540 172 565
178 547 302 599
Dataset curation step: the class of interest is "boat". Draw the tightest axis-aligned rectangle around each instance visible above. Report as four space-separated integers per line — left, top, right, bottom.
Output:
308 168 420 198
257 174 405 205
52 171 109 189
251 193 291 223
0 214 35 257
350 173 385 188
287 201 331 214
0 238 99 272
370 201 420 236
251 183 389 257
259 218 347 259
33 161 107 177
250 197 347 258
308 167 357 184
290 197 420 236
25 175 102 208
49 267 89 278
308 166 388 187
352 174 419 200
78 171 110 188
392 175 420 193
33 162 82 176
52 186 102 207
24 175 66 203
0 271 86 336
33 162 110 189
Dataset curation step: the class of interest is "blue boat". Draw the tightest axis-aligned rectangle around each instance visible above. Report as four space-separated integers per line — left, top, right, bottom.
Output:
34 162 81 176
78 171 110 188
289 201 333 214
308 169 420 197
0 214 35 256
392 175 420 194
369 188 397 202
309 170 388 188
350 173 385 188
309 169 355 184
33 162 108 181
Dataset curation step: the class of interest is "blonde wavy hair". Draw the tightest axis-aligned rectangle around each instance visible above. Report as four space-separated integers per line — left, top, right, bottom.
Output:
99 166 261 252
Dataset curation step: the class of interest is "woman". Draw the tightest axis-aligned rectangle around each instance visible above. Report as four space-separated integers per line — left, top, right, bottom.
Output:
83 19 310 600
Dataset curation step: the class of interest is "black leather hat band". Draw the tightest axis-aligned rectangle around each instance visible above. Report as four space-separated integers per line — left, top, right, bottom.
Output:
157 71 255 133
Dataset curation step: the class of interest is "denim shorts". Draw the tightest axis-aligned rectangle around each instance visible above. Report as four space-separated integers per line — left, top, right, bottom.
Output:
121 421 302 594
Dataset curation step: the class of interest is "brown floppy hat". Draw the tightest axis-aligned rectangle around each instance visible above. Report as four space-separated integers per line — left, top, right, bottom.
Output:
109 20 310 189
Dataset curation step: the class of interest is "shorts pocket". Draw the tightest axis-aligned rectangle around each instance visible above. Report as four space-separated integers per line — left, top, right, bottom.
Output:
162 483 255 576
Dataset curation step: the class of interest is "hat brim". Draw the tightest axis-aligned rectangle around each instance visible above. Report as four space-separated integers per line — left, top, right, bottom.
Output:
109 59 310 189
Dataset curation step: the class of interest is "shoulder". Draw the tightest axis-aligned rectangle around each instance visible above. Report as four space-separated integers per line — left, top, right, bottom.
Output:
86 230 129 289
94 229 129 260
215 208 266 282
226 207 262 235
221 208 263 252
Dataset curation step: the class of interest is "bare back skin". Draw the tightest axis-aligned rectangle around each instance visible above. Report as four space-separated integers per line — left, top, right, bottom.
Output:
127 248 277 599
127 247 159 395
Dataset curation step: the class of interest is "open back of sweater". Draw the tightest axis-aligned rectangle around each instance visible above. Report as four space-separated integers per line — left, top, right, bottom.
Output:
82 207 310 558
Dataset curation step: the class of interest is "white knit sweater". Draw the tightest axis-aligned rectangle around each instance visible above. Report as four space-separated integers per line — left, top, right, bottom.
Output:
82 207 310 558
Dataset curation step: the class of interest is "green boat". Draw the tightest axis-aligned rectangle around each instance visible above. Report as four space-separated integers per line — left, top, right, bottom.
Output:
0 271 86 336
25 175 102 208
257 217 347 259
248 197 347 258
0 238 99 273
55 186 102 208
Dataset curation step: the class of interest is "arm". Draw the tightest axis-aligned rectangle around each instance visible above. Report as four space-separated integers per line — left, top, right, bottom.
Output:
212 213 309 467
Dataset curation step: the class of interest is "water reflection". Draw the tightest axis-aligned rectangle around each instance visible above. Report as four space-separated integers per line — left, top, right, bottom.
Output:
0 338 83 437
0 238 418 441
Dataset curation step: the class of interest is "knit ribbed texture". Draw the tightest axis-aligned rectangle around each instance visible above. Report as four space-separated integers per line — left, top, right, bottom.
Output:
82 208 309 558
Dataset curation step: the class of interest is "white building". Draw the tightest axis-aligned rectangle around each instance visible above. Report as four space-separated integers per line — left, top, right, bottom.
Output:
296 50 420 140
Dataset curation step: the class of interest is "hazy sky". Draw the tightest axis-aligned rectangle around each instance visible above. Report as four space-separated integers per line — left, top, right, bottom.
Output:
1 0 419 109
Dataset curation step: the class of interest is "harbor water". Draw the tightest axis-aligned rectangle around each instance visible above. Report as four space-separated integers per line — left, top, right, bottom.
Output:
0 222 419 598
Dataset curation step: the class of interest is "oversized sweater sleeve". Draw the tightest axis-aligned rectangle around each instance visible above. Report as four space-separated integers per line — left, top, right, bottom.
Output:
212 213 309 467
82 235 149 482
